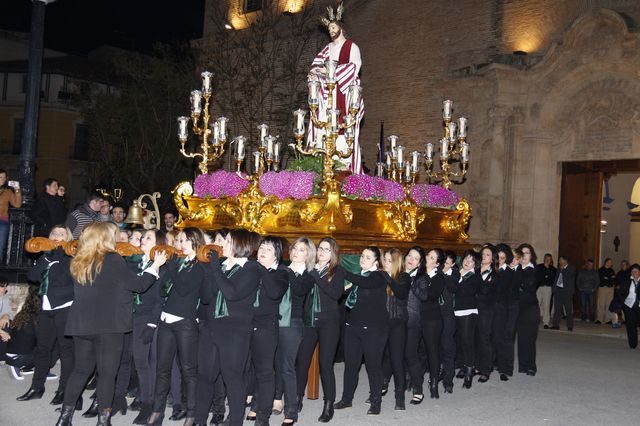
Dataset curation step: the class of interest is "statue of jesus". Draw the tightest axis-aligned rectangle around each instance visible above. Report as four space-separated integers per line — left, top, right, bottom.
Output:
308 2 365 174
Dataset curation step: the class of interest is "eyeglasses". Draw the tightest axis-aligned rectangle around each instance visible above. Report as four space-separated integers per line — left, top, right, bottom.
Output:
317 246 332 253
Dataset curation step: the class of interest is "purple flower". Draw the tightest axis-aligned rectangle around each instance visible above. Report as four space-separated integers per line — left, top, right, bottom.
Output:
259 171 318 200
193 171 249 198
410 184 460 208
341 175 406 202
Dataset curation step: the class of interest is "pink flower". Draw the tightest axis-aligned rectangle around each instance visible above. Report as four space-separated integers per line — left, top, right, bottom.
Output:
259 171 318 200
341 175 406 202
410 184 460 208
193 171 249 198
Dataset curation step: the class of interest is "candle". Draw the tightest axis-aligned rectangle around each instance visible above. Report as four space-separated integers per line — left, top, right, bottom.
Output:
177 116 190 140
448 121 457 142
201 71 213 95
411 151 419 171
348 84 362 110
376 162 384 177
274 142 281 161
218 117 228 141
253 151 260 172
257 123 269 144
211 121 220 143
461 142 469 162
266 135 274 155
440 138 449 159
293 109 306 136
443 99 453 120
386 152 392 168
397 146 405 166
236 136 245 160
405 163 411 182
458 117 468 138
425 142 434 160
391 147 397 159
190 90 202 114
328 109 340 133
388 135 399 151
308 81 320 106
325 60 338 83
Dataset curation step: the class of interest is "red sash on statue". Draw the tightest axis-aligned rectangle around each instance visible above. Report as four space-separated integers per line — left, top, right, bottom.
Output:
336 39 353 130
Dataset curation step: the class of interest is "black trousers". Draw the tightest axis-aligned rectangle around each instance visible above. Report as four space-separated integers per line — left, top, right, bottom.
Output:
517 304 539 373
552 291 574 329
31 308 74 391
152 319 198 416
493 302 519 376
439 310 456 387
476 307 495 375
195 323 252 426
249 322 278 422
275 319 303 420
63 333 124 409
455 314 477 368
296 315 340 402
382 318 407 397
114 331 133 400
622 304 639 349
132 316 158 404
405 321 427 393
341 324 388 404
421 319 442 385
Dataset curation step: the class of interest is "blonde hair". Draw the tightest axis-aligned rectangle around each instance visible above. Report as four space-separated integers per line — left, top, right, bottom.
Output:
49 225 73 242
70 222 117 285
291 236 317 272
384 247 404 281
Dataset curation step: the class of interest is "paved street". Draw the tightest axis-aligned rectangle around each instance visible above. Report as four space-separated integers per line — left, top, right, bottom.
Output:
0 323 637 425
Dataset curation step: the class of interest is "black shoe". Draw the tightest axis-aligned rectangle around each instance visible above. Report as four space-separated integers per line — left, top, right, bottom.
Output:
478 374 490 383
86 374 98 390
409 393 424 405
318 400 334 422
463 366 474 389
112 395 127 415
394 397 405 410
54 404 75 426
246 412 257 421
170 407 187 421
543 325 549 329
456 369 465 379
500 374 509 382
333 399 352 410
443 384 453 394
296 396 303 413
133 403 152 425
147 411 164 426
281 420 296 426
17 387 45 401
526 370 536 376
429 380 439 399
97 408 112 426
50 390 64 405
367 401 381 415
130 398 143 411
82 397 100 418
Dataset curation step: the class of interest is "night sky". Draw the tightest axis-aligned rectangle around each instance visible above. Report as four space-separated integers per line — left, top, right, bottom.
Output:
0 0 205 55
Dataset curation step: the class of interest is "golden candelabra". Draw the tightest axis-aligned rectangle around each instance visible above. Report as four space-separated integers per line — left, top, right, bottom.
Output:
96 187 123 203
177 71 228 175
292 59 361 194
423 100 469 189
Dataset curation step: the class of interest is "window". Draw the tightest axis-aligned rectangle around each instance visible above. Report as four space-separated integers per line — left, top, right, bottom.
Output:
13 119 24 155
73 124 90 161
244 0 262 13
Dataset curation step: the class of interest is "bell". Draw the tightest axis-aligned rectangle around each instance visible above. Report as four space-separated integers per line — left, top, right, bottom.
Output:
125 200 144 226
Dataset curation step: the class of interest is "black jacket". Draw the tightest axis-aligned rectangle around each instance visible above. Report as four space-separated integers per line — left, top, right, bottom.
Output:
303 265 345 323
342 269 389 327
253 265 289 327
477 268 497 309
413 270 445 322
283 268 315 322
515 264 538 308
127 256 165 326
33 193 67 237
553 265 576 295
618 278 639 308
27 248 74 309
535 264 557 288
495 266 515 305
162 258 207 321
440 268 460 313
386 272 410 321
453 270 480 312
65 252 157 335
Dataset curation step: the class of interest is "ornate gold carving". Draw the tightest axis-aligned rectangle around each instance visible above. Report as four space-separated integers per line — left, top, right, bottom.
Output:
445 199 471 241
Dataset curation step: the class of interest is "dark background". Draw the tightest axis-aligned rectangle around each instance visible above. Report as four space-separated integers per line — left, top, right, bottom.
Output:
0 0 206 54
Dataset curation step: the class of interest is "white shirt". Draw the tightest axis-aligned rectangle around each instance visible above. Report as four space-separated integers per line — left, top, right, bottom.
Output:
624 279 638 308
499 264 508 271
409 269 418 278
427 269 437 278
361 265 378 275
289 264 306 275
222 257 248 270
444 268 453 276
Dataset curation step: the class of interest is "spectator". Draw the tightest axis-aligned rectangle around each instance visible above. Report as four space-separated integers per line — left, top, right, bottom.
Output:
616 260 630 288
98 199 112 222
551 256 575 331
535 253 556 329
65 191 105 239
577 259 598 322
111 205 127 230
1 286 40 380
596 258 616 324
33 178 67 237
0 169 23 263
57 185 67 208
619 264 640 349
0 278 14 328
163 212 177 232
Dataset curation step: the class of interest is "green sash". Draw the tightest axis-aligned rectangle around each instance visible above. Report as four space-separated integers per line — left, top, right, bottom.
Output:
345 270 370 309
134 259 153 306
305 267 327 327
161 258 189 298
214 263 240 319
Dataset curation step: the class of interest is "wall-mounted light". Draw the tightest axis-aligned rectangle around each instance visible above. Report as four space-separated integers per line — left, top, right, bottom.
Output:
224 22 234 30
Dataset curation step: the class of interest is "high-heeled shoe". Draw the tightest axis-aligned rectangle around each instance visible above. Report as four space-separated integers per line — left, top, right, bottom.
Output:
170 406 187 421
500 373 509 381
272 399 283 415
246 411 257 421
16 387 44 401
50 390 64 405
146 411 164 426
54 404 75 426
367 401 381 415
332 399 351 410
83 396 100 418
112 395 128 415
130 397 143 411
463 366 474 389
429 380 439 399
409 393 424 405
456 369 465 379
318 400 334 422
443 384 453 394
97 408 112 426
133 403 152 425
478 374 490 383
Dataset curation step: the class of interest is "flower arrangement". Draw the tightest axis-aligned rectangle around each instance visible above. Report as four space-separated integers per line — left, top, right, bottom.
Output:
193 170 250 198
259 171 318 200
410 184 460 208
341 174 405 202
